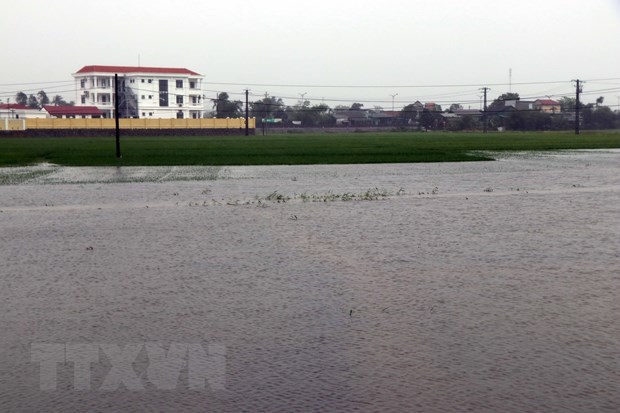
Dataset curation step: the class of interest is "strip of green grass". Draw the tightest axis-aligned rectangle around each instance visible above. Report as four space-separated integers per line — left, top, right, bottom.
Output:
1 131 619 166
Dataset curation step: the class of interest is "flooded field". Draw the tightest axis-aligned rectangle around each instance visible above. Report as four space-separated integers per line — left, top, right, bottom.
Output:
1 150 619 412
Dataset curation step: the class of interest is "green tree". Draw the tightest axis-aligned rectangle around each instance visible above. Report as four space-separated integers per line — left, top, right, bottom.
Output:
558 96 577 112
449 103 463 112
27 94 39 108
37 90 50 106
212 92 242 118
350 103 364 111
250 94 286 120
15 92 28 105
290 103 335 127
584 105 615 130
420 109 441 129
460 115 476 130
400 103 421 124
506 111 552 131
488 92 520 113
51 95 74 106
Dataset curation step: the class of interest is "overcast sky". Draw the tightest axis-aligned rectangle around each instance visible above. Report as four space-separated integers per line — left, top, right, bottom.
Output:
1 0 620 110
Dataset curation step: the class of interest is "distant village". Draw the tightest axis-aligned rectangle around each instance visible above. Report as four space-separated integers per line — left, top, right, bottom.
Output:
1 65 619 132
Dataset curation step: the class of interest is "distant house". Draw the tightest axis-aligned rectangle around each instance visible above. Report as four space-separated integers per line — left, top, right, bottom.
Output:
503 100 536 111
454 109 483 119
73 65 204 119
0 104 48 119
424 102 442 112
369 110 399 127
534 99 561 113
440 112 460 128
43 105 104 119
334 109 372 126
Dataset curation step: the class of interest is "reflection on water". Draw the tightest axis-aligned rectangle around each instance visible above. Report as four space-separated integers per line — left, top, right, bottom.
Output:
0 150 619 412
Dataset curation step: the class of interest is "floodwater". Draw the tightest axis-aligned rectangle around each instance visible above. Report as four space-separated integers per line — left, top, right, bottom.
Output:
0 150 619 412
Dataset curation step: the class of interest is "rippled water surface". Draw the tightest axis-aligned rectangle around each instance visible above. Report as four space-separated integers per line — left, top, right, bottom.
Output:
1 151 619 412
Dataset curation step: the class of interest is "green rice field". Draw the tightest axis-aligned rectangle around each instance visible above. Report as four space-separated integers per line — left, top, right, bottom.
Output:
1 131 619 166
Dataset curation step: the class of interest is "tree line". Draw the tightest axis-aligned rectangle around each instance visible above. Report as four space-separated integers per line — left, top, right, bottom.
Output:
212 91 619 131
10 90 74 108
211 92 339 127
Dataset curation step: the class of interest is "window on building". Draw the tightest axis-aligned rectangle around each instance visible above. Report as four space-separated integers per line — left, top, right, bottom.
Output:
130 79 135 84
176 95 184 105
189 81 196 89
192 112 199 119
148 79 153 84
142 112 145 117
176 80 183 89
177 111 184 119
80 79 86 88
148 95 152 99
191 96 198 104
142 95 145 100
149 112 153 116
141 79 145 83
159 80 169 107
81 96 86 104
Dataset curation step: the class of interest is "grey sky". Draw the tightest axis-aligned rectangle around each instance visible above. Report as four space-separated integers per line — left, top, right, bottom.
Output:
2 0 619 109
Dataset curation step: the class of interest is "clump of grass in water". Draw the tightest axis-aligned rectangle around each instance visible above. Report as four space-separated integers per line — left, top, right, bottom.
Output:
265 187 396 203
265 191 291 203
187 187 403 208
359 187 390 200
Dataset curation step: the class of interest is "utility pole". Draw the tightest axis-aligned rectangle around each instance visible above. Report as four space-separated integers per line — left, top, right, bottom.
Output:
245 89 249 136
299 92 307 106
573 79 583 135
114 74 121 158
390 93 398 111
480 87 490 133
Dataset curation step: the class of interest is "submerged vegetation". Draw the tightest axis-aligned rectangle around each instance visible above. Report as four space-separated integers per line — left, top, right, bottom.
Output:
0 131 619 167
197 187 406 207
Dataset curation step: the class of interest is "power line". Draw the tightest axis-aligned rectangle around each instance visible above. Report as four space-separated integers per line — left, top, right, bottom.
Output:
0 80 74 87
202 77 620 89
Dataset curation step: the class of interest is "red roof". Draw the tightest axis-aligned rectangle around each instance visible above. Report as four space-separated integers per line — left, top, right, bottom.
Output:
0 104 30 110
43 105 103 116
535 99 560 105
75 65 201 76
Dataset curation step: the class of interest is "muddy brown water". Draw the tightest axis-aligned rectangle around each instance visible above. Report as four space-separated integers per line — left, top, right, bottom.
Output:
0 150 619 412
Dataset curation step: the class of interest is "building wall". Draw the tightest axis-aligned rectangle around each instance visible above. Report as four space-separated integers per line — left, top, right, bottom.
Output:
537 104 561 113
0 117 255 131
0 109 49 119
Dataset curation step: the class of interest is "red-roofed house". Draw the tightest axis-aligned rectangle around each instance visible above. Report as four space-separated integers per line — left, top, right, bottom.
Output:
0 104 48 119
534 99 561 113
72 65 204 119
42 105 103 118
424 102 442 112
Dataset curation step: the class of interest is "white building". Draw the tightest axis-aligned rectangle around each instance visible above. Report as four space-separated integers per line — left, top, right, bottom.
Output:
73 65 204 119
